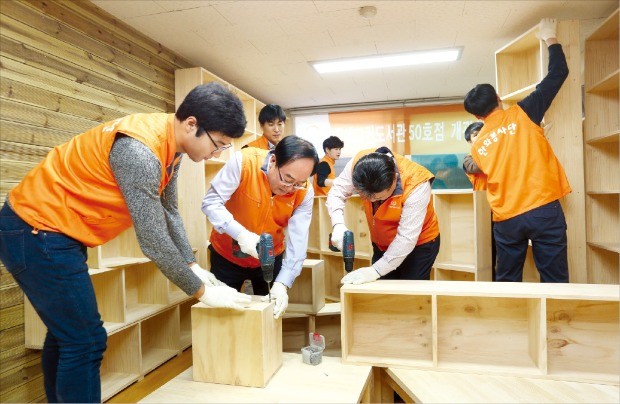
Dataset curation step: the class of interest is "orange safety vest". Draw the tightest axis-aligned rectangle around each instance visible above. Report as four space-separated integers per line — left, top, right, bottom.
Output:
466 173 488 191
313 155 336 197
245 136 271 150
470 105 571 221
9 113 179 247
209 148 309 267
352 149 440 251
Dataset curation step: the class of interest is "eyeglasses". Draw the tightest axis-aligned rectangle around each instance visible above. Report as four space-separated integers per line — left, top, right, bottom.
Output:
277 166 307 190
202 127 232 153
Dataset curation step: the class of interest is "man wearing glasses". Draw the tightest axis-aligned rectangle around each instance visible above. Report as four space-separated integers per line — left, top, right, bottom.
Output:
202 135 319 319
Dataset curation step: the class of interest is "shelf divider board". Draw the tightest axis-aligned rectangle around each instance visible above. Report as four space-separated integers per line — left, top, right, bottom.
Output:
100 324 141 402
140 307 181 375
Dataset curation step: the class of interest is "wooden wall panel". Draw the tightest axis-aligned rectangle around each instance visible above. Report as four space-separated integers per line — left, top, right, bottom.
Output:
0 1 191 401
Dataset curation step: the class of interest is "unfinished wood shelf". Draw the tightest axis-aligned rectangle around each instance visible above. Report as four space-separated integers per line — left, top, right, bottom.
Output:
287 259 325 314
584 9 620 284
341 281 619 385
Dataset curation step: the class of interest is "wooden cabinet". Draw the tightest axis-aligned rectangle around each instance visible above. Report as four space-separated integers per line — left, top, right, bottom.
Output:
583 9 619 284
432 190 492 281
341 281 619 384
494 20 586 282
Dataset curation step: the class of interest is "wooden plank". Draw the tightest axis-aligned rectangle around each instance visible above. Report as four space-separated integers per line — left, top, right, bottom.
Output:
0 284 23 309
0 326 24 352
0 355 41 396
0 374 45 403
0 159 37 183
0 345 41 375
0 305 23 330
0 141 50 163
0 121 73 148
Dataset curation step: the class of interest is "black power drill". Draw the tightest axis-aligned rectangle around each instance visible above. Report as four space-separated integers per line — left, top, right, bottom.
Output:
232 234 275 300
329 230 355 272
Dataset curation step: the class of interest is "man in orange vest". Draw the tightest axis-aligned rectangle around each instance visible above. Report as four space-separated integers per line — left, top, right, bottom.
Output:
0 83 251 403
327 147 440 284
313 136 344 196
244 104 287 150
463 18 570 283
202 135 319 319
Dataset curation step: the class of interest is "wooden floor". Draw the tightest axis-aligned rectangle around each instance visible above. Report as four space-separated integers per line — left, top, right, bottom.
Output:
107 347 193 403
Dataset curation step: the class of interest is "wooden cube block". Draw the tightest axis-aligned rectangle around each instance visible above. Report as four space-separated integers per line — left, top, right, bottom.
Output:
288 259 325 314
191 300 282 387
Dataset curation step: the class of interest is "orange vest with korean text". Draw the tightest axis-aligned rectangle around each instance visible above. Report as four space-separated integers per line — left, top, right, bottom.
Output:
9 113 179 247
470 105 571 221
210 148 309 267
245 136 271 150
313 155 336 197
352 149 439 251
466 173 488 191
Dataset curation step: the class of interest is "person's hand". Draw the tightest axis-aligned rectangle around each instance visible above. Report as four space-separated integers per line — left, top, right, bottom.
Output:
237 229 260 259
331 223 349 251
190 263 223 287
538 18 557 41
341 266 381 285
261 281 289 319
199 284 251 310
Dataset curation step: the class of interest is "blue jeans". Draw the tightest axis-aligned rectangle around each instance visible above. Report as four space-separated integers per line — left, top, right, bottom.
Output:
0 202 107 403
493 200 569 283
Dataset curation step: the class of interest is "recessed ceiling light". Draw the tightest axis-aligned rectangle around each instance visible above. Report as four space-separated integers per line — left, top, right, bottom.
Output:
311 48 462 74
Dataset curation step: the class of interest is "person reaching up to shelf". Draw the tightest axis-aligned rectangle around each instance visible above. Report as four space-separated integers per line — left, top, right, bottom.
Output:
243 104 287 150
463 121 488 191
202 135 319 319
462 18 571 283
326 147 440 285
313 135 344 197
0 82 253 403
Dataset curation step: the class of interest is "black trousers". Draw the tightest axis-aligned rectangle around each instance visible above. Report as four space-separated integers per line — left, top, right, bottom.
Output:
208 245 283 295
372 236 440 280
493 200 568 283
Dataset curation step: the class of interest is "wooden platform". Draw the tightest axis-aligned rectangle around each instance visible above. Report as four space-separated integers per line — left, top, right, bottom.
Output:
375 367 620 403
139 353 372 403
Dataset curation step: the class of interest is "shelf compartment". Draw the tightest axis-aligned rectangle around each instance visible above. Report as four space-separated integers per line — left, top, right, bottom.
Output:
140 307 180 375
546 298 619 384
124 262 169 323
287 259 325 314
587 245 619 285
584 140 619 193
323 254 371 301
87 228 147 269
342 292 433 367
307 197 322 251
179 299 195 350
100 324 140 402
437 296 544 375
586 194 619 250
434 267 475 282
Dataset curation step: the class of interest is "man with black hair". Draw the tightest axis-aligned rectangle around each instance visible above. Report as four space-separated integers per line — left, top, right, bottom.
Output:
326 147 440 285
202 135 319 318
313 136 344 196
0 82 251 403
244 104 287 150
463 121 487 191
462 18 571 283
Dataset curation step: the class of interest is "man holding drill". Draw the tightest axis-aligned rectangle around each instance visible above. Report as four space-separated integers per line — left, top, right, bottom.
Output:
202 135 319 318
326 147 440 285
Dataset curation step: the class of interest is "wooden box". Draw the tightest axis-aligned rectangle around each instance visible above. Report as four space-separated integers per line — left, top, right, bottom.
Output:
287 259 325 314
191 300 282 387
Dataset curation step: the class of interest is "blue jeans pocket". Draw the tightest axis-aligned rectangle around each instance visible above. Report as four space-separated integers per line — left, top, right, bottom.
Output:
0 229 26 275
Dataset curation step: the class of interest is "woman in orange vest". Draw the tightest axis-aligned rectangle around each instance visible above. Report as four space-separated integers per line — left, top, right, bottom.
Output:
463 19 570 283
202 135 319 319
0 83 251 403
313 136 344 196
327 147 440 284
243 104 287 150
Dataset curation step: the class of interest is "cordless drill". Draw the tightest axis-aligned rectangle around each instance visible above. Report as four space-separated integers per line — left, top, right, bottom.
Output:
232 234 275 300
329 230 355 272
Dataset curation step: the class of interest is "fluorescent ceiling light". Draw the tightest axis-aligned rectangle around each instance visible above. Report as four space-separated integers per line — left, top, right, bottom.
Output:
311 48 462 74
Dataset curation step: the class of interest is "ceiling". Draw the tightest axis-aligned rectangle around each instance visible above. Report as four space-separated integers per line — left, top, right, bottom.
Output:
91 0 618 110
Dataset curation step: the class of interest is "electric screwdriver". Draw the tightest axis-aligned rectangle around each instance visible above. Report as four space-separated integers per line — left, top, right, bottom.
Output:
232 234 276 300
329 230 355 272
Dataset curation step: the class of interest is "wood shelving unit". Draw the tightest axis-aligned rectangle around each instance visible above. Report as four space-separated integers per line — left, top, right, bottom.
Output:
341 281 619 385
583 9 620 284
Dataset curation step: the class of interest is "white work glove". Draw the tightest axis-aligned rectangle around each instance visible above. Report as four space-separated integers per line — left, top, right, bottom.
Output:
330 223 349 251
261 281 288 319
341 266 381 285
538 18 557 41
236 229 260 259
190 263 223 287
199 284 251 310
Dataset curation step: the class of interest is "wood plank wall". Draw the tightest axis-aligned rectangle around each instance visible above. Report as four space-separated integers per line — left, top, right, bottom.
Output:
0 1 191 401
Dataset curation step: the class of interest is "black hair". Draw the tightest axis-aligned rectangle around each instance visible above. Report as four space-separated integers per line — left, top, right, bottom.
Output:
464 83 499 118
464 121 484 143
352 152 396 198
258 104 286 125
175 82 247 138
322 136 344 152
273 135 319 175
